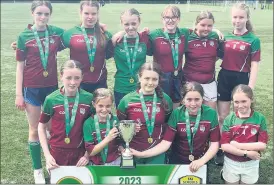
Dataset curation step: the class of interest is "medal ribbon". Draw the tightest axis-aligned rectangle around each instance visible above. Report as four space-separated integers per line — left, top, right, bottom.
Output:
139 91 157 137
94 114 110 163
81 26 97 67
163 32 179 71
185 108 201 155
31 25 49 71
123 35 139 77
64 89 80 138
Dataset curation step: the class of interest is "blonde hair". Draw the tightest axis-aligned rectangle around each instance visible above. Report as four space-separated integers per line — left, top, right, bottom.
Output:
195 11 215 25
161 5 181 19
60 60 83 75
93 88 114 104
80 0 106 47
232 3 253 32
120 8 141 22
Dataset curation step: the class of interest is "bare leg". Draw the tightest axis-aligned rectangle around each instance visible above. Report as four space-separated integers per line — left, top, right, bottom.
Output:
203 100 217 110
217 101 231 132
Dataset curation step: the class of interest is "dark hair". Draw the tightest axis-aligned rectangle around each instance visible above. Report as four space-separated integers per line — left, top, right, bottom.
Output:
232 3 253 32
232 84 254 109
60 60 83 75
31 1 52 14
181 82 204 99
80 0 106 47
93 88 114 104
138 62 170 112
120 8 141 22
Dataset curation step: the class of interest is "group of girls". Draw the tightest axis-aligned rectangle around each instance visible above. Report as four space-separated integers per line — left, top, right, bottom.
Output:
14 0 268 184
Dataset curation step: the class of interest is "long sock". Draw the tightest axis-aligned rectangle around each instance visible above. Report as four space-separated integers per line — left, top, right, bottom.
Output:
29 141 42 170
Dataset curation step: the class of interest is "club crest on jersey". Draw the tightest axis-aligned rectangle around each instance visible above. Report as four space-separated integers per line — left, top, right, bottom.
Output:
240 45 245 50
210 41 214 46
251 128 257 135
80 108 85 115
200 125 205 132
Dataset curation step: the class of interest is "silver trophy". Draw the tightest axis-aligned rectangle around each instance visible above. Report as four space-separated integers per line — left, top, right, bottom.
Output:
118 120 136 168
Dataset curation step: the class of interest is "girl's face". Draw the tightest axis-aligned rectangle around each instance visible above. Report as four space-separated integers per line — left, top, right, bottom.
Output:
32 5 51 28
139 69 159 94
231 8 248 31
182 91 203 115
60 68 83 95
80 5 98 28
162 10 180 33
233 92 252 115
195 18 214 37
121 14 140 38
93 97 113 120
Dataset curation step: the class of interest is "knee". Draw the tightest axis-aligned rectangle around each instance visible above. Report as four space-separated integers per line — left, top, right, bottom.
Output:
29 126 39 137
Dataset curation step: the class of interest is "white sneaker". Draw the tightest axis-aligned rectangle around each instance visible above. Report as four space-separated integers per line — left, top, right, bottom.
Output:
34 169 45 184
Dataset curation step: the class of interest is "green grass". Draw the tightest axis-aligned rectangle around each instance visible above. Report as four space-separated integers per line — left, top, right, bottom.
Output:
1 2 273 184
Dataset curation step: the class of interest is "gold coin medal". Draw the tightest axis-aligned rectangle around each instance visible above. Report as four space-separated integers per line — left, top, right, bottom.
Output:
43 70 49 77
174 70 178 76
189 154 194 161
148 137 153 143
90 66 95 72
129 77 134 83
64 137 70 144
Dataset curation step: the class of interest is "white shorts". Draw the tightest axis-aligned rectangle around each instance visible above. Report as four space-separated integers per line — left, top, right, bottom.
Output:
222 156 260 184
200 81 217 102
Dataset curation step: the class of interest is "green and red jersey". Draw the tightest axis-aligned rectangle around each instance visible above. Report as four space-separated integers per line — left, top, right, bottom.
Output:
83 115 121 165
117 90 173 151
16 24 64 88
39 88 93 149
149 28 190 73
183 31 220 83
220 31 261 72
62 26 113 83
221 111 268 162
113 31 151 93
164 104 220 164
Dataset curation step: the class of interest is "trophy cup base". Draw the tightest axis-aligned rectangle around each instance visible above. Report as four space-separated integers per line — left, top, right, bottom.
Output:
120 157 136 169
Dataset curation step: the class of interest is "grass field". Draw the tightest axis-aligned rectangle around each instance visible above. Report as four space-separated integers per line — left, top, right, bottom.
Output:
1 2 273 184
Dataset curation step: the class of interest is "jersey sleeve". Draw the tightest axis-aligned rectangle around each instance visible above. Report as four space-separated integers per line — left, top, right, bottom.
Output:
209 110 220 142
16 34 26 61
140 30 152 56
117 96 128 120
164 93 173 121
83 118 96 154
250 37 261 62
163 110 177 142
258 115 268 143
217 39 225 59
39 96 53 124
220 113 233 144
61 30 72 48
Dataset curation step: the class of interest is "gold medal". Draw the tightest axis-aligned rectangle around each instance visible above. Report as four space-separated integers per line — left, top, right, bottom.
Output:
64 137 70 144
174 70 178 76
43 70 48 77
129 78 134 83
148 137 153 143
90 66 95 72
189 154 194 161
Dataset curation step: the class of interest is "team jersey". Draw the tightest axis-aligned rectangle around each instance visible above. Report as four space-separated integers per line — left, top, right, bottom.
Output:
83 114 121 165
16 24 64 88
39 88 93 149
183 31 220 83
117 90 173 151
149 28 190 73
221 111 268 162
62 26 113 83
164 104 220 164
219 31 261 72
113 31 151 93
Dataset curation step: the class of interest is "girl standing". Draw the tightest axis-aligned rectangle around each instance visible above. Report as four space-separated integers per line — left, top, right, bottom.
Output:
117 62 173 164
131 82 220 172
83 88 121 165
15 1 64 183
38 60 93 170
62 0 113 93
221 84 268 184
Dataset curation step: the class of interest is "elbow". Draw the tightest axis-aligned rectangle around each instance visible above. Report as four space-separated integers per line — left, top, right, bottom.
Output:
259 143 267 151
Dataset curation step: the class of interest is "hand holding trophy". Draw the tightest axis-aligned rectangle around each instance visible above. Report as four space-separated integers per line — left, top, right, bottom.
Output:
118 120 136 168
